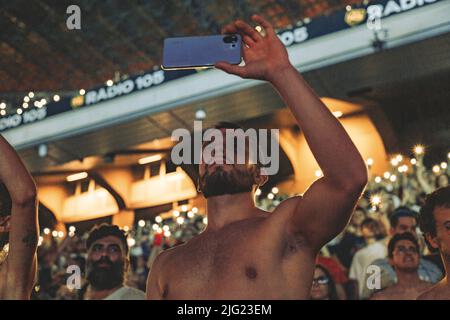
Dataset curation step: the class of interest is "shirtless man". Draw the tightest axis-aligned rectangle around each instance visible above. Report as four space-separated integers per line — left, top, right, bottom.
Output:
370 232 432 300
417 186 450 300
0 134 38 299
146 15 368 299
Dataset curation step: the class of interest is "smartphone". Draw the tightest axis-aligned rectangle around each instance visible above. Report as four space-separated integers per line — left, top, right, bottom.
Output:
162 34 242 70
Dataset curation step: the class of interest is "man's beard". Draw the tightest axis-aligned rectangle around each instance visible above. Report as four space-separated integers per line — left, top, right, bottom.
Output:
86 257 125 291
199 166 256 198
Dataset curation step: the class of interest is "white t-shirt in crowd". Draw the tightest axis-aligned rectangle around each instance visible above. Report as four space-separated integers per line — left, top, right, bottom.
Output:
103 286 146 300
349 240 388 297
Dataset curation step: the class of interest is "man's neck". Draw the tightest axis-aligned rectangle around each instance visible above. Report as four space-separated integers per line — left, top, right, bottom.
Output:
395 270 422 288
205 192 261 230
85 284 123 300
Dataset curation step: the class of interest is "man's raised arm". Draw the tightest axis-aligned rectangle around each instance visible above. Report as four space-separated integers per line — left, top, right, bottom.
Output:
0 134 38 299
216 15 367 251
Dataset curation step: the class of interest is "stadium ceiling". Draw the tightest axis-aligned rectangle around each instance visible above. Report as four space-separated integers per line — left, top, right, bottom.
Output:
0 0 366 104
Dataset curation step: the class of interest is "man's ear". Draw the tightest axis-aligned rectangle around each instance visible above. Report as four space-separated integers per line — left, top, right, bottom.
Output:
425 233 439 249
0 216 11 233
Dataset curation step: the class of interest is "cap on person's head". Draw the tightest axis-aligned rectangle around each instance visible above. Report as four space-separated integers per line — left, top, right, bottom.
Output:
86 224 129 255
389 206 417 229
388 232 419 258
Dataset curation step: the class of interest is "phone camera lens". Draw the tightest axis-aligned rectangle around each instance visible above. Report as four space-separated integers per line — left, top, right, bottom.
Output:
223 35 238 43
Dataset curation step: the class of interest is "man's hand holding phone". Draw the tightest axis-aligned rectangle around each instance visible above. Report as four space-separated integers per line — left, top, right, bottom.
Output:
215 14 292 83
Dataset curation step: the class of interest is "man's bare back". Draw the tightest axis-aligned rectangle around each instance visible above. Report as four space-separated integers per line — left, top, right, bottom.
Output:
148 203 316 299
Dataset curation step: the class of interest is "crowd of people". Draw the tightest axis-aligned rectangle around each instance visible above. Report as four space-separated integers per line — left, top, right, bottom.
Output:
30 149 449 300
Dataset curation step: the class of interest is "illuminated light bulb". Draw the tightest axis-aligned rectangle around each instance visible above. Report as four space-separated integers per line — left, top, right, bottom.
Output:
34 101 40 107
396 154 403 162
38 236 43 246
410 158 417 165
69 226 76 233
162 225 169 232
176 217 185 225
187 211 194 218
43 228 50 235
24 96 30 102
138 220 145 227
17 108 23 115
0 110 5 116
203 217 208 225
172 210 180 217
127 238 136 247
79 89 85 95
195 109 206 120
28 92 34 98
366 158 374 166
315 170 322 178
152 224 159 231
69 231 75 237
53 95 60 102
389 175 397 182
123 226 129 232
432 165 440 173
181 205 188 212
106 80 113 86
346 5 352 11
267 193 274 200
441 162 447 170
271 187 279 194
413 145 424 155
370 194 381 206
52 231 58 237
255 25 262 32
155 216 162 223
374 176 382 183
164 231 171 237
41 98 47 105
390 158 399 167
58 231 64 238
255 189 262 196
22 102 28 108
192 207 198 214
383 172 391 179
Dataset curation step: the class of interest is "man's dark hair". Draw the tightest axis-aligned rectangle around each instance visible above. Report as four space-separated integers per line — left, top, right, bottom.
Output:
388 232 418 258
418 186 450 237
213 121 243 130
86 224 129 255
389 206 417 229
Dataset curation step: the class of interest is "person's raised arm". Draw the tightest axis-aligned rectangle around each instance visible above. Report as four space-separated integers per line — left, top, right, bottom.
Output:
0 134 38 299
216 15 367 251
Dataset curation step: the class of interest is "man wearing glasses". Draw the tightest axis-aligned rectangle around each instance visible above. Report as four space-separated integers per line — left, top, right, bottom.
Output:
371 232 432 300
82 224 145 300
